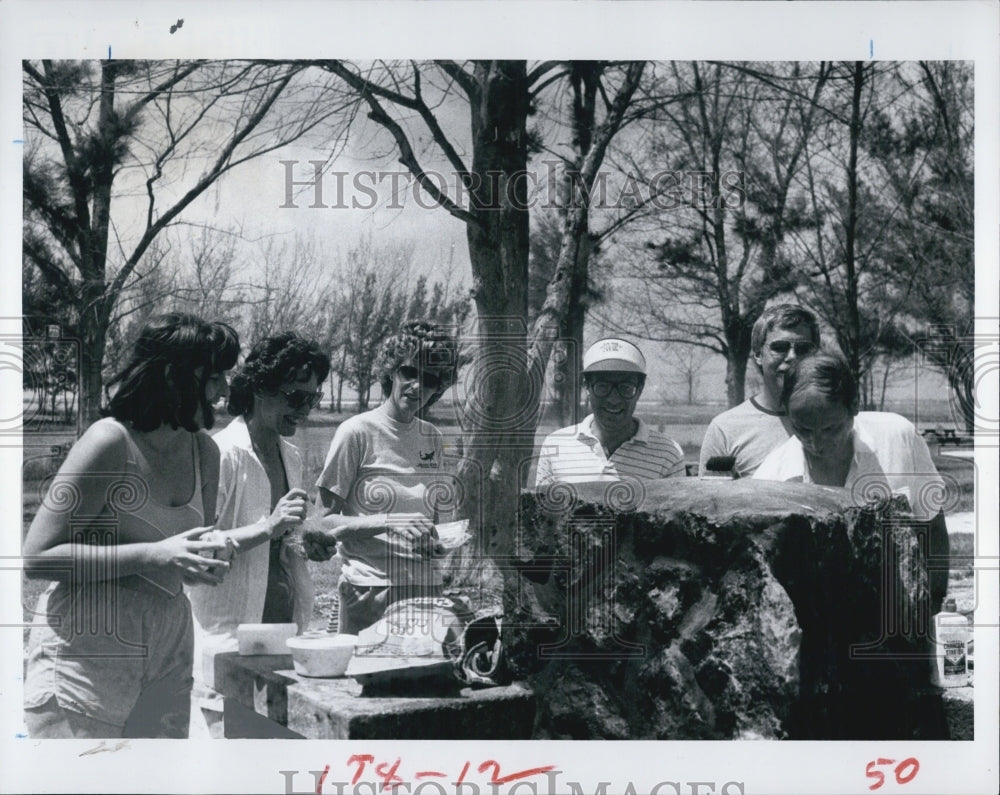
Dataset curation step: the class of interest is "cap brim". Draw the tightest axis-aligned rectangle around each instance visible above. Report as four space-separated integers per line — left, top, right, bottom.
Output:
583 361 645 374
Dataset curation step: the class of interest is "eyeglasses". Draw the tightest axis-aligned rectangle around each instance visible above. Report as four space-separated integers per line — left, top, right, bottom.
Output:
767 340 816 356
587 381 640 399
278 388 323 410
397 365 443 390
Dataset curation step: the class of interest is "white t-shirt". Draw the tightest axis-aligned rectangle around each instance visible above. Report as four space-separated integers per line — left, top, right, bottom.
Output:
316 403 447 587
754 411 945 520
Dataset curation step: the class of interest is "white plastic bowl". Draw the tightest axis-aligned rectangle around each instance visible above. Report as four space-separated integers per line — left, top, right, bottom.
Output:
237 623 298 656
286 633 358 677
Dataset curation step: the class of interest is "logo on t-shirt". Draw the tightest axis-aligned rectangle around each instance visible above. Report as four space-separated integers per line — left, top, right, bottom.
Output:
418 449 438 468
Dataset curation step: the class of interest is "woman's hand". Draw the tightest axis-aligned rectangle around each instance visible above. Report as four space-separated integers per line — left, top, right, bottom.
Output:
385 513 435 541
298 511 444 560
385 513 443 557
198 528 239 564
265 488 308 540
148 527 231 586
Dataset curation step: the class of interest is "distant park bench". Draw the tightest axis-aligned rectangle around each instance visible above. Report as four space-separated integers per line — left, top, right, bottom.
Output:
922 428 972 447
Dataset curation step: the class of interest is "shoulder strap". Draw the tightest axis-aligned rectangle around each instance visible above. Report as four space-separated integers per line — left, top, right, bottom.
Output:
191 431 202 493
108 418 140 465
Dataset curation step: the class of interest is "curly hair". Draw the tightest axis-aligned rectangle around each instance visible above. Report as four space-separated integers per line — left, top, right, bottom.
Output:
106 313 240 432
227 332 332 417
780 350 858 414
751 303 820 357
374 320 458 408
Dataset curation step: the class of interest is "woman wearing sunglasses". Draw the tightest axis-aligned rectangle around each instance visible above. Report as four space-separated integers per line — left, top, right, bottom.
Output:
186 332 330 736
310 321 458 634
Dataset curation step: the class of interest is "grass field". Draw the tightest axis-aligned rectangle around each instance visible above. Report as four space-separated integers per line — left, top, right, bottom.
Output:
20 399 978 628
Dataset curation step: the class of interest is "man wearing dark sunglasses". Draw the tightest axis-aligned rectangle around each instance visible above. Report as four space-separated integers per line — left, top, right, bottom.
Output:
535 338 685 486
698 303 821 478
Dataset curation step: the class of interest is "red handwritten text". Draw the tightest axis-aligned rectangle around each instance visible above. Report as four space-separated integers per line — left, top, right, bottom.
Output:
343 755 555 791
866 757 920 791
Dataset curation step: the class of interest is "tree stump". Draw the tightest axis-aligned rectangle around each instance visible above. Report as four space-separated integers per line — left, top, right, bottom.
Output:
504 478 949 740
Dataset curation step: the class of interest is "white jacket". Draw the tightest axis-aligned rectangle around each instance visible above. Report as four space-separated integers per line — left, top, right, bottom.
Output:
186 417 314 687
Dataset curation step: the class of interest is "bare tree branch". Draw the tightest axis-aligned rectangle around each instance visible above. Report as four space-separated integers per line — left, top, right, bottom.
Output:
315 60 473 190
434 59 480 100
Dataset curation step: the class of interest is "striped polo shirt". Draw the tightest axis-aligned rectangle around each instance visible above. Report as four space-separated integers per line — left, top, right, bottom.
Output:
534 414 686 486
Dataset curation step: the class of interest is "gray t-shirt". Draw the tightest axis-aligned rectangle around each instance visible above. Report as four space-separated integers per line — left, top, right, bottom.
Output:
316 403 446 587
698 397 791 478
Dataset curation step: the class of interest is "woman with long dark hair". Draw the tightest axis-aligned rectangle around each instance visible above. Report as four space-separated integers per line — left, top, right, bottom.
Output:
22 313 239 738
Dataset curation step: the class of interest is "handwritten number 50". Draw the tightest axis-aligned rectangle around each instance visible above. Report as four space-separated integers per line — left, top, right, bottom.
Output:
866 757 919 791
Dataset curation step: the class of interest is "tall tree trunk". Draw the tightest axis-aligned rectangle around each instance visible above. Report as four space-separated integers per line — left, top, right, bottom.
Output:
79 312 108 426
724 352 748 408
73 63 120 426
455 62 533 568
527 61 646 416
843 61 865 381
549 63 602 429
879 361 891 412
552 242 590 427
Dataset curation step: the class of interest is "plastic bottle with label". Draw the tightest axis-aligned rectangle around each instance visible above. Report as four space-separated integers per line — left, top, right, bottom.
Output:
931 597 970 688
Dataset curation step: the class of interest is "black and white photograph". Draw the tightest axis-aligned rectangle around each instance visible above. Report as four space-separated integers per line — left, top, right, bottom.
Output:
1 2 997 794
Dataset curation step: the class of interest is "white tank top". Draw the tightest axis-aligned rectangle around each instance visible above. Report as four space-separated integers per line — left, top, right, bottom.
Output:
100 418 205 597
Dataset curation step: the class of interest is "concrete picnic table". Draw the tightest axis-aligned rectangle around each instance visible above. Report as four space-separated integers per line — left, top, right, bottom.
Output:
211 651 536 739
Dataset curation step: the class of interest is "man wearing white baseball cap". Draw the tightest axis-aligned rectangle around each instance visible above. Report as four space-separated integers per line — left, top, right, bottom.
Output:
534 338 686 486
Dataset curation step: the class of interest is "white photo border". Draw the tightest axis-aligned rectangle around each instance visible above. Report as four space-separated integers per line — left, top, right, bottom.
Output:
1 2 996 794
